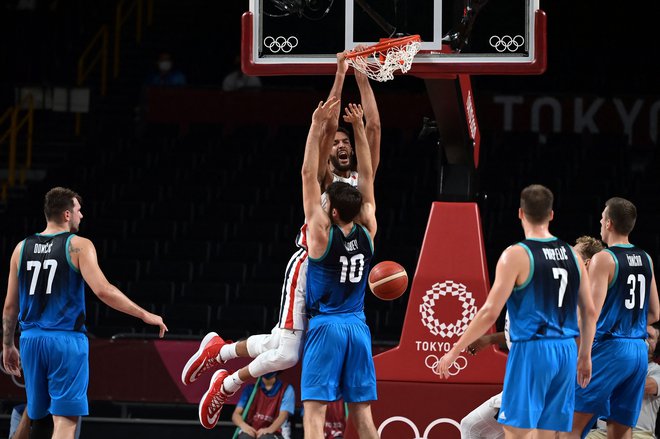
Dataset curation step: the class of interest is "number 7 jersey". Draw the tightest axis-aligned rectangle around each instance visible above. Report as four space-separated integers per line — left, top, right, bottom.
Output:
507 237 581 342
18 232 86 332
596 244 653 341
306 224 374 317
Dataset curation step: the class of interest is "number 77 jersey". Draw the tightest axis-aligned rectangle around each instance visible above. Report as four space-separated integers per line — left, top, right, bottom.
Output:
18 232 87 332
506 237 581 342
596 244 653 341
305 224 374 318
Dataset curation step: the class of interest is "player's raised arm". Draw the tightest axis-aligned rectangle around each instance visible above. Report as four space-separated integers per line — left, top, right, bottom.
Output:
355 70 381 176
302 98 339 254
318 53 349 187
74 236 168 337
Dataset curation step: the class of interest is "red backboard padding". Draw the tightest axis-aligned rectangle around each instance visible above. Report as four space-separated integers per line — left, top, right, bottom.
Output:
347 202 507 439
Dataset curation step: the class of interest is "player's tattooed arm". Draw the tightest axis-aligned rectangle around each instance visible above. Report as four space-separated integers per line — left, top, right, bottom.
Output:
2 316 17 346
68 242 81 254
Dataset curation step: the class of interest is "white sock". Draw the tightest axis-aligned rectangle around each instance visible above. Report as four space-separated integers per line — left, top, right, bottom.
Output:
219 343 238 362
222 371 243 394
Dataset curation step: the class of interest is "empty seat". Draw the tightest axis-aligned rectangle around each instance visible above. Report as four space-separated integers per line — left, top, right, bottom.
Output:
198 261 247 283
165 239 213 261
127 280 177 306
180 282 233 306
146 260 194 283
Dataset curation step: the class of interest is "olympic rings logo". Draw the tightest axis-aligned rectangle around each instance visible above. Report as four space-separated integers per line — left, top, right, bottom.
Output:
263 36 299 53
489 35 525 52
425 354 468 377
378 416 460 438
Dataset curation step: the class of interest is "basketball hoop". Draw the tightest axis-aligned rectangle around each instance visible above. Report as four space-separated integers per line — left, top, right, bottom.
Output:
345 35 422 82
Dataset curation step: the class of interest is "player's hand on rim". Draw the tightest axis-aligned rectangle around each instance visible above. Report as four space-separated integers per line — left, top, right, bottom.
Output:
336 51 349 74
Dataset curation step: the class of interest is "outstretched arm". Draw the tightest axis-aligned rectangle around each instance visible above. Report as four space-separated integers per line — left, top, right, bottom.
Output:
318 53 349 187
355 70 381 176
303 98 339 258
74 236 168 337
438 245 524 378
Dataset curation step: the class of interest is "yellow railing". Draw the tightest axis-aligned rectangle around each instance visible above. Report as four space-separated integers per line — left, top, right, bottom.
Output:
0 94 35 201
114 0 151 78
75 0 153 136
76 25 109 135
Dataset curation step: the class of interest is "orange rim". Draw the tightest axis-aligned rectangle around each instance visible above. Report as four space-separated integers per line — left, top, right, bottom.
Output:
345 35 421 59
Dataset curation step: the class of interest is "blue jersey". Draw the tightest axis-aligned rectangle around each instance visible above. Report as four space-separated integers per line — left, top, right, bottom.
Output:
596 244 653 341
18 232 86 332
507 238 581 341
306 224 374 317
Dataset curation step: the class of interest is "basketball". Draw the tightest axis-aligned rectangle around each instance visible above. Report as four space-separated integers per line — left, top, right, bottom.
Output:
368 261 408 300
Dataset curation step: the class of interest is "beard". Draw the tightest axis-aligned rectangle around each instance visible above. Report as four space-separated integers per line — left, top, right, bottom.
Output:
330 155 351 172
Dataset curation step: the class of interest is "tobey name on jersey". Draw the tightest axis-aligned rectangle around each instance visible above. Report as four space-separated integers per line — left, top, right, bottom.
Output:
344 239 358 252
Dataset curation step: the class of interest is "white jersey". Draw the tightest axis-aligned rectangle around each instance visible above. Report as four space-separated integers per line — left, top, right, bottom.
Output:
297 171 359 249
321 171 359 210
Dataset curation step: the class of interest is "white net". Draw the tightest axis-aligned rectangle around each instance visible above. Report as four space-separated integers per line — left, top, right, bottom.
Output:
346 39 422 82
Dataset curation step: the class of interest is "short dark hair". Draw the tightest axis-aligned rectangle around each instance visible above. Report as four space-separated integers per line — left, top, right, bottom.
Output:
574 236 604 260
520 184 553 224
336 126 351 138
605 197 637 235
44 187 82 221
326 182 362 223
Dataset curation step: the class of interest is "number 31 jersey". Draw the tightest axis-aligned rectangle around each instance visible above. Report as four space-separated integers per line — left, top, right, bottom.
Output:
306 224 374 317
18 232 86 332
507 237 581 342
596 244 653 341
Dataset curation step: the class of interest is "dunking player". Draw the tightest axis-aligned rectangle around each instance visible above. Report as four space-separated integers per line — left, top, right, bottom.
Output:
2 187 167 439
301 100 378 438
567 198 659 439
181 54 382 430
460 236 605 439
438 184 598 438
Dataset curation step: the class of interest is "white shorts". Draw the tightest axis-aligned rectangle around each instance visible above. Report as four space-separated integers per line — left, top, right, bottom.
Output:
278 248 308 331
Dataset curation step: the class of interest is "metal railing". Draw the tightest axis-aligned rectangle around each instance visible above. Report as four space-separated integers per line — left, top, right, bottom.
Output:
74 0 153 135
0 94 35 201
114 0 154 78
76 25 109 135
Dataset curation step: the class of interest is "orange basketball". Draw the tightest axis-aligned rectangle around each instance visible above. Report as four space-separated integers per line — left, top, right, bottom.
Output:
368 261 408 300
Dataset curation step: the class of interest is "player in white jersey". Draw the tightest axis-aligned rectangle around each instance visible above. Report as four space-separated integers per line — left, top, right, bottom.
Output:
181 54 382 429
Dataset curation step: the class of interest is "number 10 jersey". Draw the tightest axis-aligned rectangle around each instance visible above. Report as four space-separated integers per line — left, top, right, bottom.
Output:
306 224 374 318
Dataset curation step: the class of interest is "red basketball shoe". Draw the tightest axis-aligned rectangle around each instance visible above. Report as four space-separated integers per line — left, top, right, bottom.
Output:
181 332 228 385
198 369 234 429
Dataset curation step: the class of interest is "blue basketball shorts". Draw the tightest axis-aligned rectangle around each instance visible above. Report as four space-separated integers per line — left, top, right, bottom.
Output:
498 338 577 432
20 328 89 418
574 338 647 427
301 312 377 403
